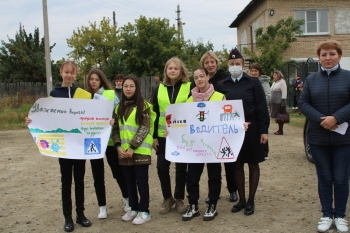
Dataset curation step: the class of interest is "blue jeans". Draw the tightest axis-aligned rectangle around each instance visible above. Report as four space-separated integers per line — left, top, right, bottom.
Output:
309 144 350 218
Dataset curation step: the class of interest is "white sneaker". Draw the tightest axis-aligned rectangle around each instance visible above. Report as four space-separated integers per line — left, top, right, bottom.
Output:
132 212 151 225
317 217 333 232
182 204 200 221
121 210 138 221
334 218 348 232
203 204 218 221
98 206 107 219
123 198 131 212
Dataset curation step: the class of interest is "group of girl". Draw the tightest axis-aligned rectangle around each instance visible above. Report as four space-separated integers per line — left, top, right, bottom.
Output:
26 47 270 231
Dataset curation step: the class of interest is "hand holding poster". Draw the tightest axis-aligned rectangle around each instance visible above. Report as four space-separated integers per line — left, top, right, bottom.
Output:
165 100 245 163
27 98 114 159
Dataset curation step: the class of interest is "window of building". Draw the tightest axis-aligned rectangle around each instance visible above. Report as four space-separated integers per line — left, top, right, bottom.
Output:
295 10 329 35
240 29 247 51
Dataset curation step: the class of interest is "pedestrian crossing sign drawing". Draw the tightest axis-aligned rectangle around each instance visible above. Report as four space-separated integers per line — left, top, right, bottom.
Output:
84 138 101 155
217 137 235 160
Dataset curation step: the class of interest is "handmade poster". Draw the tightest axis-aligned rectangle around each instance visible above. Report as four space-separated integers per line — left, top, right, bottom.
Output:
27 98 114 159
165 100 245 163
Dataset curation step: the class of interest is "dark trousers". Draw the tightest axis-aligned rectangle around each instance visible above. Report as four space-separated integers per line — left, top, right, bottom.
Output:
122 165 150 213
187 163 221 205
156 138 187 200
59 158 86 217
90 146 128 206
223 162 237 193
309 144 350 218
293 94 298 107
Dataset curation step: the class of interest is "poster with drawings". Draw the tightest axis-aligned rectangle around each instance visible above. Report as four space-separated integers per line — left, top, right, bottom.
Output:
165 100 245 163
27 98 114 159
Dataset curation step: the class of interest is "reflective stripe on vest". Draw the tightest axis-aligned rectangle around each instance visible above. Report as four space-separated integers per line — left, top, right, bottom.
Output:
102 90 115 146
157 82 191 137
116 102 155 156
186 91 224 102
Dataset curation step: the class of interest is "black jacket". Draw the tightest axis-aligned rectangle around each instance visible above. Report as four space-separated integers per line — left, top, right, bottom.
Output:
209 69 229 90
299 65 350 145
217 73 269 134
50 84 78 98
152 80 195 138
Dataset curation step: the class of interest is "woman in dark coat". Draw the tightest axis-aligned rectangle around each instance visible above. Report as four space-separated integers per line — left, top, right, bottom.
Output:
217 48 269 216
299 40 350 233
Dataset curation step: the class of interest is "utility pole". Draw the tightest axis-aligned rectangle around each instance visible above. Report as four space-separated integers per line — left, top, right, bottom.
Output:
42 0 52 96
113 11 116 26
175 5 185 40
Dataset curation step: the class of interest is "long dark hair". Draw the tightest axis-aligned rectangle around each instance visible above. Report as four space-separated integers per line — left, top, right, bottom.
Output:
85 68 114 93
116 76 150 125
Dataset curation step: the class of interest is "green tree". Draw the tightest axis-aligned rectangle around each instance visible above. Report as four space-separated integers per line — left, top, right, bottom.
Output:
101 50 129 81
181 39 214 72
243 17 304 75
119 16 184 77
0 24 54 83
67 17 119 79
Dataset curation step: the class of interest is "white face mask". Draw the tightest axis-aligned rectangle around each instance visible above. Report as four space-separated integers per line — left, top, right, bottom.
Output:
228 66 243 78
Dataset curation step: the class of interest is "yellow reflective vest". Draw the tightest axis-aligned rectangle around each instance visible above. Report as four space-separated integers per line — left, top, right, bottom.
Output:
101 90 115 146
115 102 156 156
157 82 191 137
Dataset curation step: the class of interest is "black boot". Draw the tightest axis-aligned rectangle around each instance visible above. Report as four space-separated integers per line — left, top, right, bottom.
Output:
64 217 74 232
76 212 91 227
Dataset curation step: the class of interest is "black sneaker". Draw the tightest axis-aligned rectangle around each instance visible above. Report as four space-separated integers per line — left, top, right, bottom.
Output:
182 204 200 221
203 204 218 221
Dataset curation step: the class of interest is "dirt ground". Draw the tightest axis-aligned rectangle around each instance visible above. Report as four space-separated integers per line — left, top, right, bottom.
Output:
0 122 348 233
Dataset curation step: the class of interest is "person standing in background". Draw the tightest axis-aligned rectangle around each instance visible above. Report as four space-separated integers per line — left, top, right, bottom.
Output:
270 71 287 135
149 76 161 103
250 63 271 159
200 51 238 203
293 76 303 114
114 74 124 100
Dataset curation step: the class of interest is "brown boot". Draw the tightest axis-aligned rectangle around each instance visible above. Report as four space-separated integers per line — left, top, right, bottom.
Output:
175 199 188 213
159 197 175 214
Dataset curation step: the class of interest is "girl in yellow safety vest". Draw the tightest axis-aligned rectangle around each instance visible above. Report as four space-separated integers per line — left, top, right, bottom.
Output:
152 57 195 215
85 68 130 219
112 76 156 225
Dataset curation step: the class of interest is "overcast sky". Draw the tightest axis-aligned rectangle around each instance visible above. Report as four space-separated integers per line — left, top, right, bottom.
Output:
1 0 251 61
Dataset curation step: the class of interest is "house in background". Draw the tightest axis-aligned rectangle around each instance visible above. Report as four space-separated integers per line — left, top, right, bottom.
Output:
229 0 350 106
230 0 350 70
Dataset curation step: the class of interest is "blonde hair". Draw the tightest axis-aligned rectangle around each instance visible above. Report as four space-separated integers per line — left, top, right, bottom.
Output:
316 39 342 56
163 57 190 84
200 51 220 68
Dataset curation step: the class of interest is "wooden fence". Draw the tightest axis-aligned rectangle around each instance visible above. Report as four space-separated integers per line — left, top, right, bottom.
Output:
0 76 154 100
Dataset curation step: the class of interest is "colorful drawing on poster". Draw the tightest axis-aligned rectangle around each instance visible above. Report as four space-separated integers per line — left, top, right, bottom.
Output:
166 114 172 127
39 139 49 149
84 138 101 155
217 137 234 160
196 102 209 122
29 127 82 134
220 104 241 121
37 134 67 156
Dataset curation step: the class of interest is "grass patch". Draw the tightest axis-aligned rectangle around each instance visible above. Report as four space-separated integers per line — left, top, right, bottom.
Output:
0 92 43 130
288 112 306 128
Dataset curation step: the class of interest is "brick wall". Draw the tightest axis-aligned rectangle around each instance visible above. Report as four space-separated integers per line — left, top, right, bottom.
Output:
235 0 350 60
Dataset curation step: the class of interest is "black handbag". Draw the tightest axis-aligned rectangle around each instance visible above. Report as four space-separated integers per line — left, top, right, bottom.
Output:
275 112 290 123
